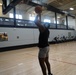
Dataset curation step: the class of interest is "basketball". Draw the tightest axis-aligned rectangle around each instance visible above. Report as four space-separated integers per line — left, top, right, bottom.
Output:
35 6 42 14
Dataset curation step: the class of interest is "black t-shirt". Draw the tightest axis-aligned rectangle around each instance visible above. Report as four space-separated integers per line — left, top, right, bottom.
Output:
38 28 50 48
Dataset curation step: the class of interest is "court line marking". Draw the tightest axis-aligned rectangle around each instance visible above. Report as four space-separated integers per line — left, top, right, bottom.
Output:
23 52 76 66
50 58 76 66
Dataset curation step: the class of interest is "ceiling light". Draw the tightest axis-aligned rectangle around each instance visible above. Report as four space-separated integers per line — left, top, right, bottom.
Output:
70 8 74 10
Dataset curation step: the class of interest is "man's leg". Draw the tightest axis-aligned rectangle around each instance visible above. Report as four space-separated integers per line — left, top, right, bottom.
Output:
45 57 52 75
38 58 47 75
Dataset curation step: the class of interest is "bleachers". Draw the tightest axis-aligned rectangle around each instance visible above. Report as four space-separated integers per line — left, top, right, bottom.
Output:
51 35 75 44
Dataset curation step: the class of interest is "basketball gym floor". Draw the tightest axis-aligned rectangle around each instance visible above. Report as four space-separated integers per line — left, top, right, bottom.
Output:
0 41 76 75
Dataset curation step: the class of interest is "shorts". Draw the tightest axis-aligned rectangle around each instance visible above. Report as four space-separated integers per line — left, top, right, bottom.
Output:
38 46 49 58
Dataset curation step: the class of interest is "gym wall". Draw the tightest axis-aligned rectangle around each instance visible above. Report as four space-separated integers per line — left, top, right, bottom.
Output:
0 27 75 48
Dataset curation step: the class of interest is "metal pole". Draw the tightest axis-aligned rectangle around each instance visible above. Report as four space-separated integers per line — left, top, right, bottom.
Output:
13 6 16 26
55 12 57 29
66 16 68 29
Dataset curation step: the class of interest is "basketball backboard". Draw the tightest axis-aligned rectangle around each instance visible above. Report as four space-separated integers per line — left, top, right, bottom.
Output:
2 0 21 14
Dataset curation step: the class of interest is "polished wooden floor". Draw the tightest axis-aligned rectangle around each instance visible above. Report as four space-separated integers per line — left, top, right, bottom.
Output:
0 41 76 75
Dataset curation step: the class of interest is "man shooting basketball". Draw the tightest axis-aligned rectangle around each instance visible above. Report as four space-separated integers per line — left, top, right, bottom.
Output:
34 6 53 75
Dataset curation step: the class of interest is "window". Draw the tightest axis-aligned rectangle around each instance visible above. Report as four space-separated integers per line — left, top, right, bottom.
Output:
29 16 35 21
29 13 35 21
44 19 51 23
57 13 66 28
18 14 22 19
57 13 66 25
9 13 22 19
16 14 18 19
68 16 75 29
9 13 13 18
